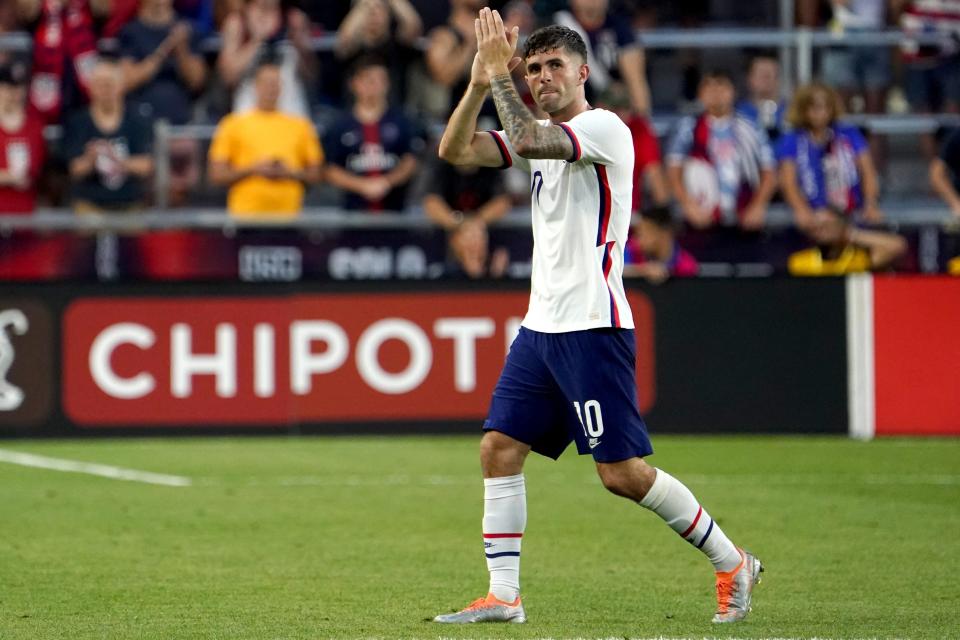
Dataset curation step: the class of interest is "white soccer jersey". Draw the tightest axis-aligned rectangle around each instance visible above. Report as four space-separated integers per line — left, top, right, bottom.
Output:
488 108 635 333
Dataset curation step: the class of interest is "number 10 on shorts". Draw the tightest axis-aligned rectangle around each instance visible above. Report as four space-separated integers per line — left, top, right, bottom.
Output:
573 400 604 438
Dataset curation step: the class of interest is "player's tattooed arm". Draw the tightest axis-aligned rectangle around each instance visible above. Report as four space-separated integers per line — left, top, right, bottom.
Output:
489 73 574 160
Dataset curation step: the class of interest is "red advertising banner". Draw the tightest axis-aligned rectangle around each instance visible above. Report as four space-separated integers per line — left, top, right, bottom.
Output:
874 277 960 435
63 292 655 426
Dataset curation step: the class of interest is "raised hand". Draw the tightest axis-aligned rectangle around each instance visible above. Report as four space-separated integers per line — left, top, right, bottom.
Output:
475 8 521 80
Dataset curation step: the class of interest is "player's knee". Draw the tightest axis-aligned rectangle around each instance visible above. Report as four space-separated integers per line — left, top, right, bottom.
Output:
597 465 634 498
597 459 654 501
480 431 526 477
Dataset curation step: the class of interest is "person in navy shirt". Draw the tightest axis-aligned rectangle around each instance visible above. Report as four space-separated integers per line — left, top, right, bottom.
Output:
554 0 650 114
777 82 883 233
324 56 422 212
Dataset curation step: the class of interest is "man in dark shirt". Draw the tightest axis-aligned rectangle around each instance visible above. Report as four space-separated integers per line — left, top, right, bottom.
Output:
324 56 421 212
64 56 153 212
929 128 960 219
417 145 513 278
118 0 206 125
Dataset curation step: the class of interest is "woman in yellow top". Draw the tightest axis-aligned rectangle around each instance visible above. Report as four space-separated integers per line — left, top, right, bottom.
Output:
208 59 323 218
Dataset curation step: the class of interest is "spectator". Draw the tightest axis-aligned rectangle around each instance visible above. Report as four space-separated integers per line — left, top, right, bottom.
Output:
445 215 510 279
418 148 512 231
0 60 45 213
736 53 786 141
822 0 891 116
624 205 699 284
335 0 422 104
554 0 650 114
897 0 960 155
217 0 316 118
425 0 488 119
118 0 207 125
777 82 883 233
19 0 109 122
324 56 420 213
119 0 207 205
597 83 668 212
788 206 906 275
666 70 776 231
928 128 960 219
416 140 512 278
207 59 323 218
64 56 154 213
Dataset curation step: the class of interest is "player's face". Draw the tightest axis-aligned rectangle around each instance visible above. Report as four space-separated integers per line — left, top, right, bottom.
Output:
524 48 586 114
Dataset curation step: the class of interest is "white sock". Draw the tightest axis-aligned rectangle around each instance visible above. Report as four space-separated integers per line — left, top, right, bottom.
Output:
638 468 742 573
483 474 526 602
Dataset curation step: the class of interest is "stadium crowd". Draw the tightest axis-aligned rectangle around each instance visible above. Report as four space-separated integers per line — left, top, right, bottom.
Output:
1 0 960 279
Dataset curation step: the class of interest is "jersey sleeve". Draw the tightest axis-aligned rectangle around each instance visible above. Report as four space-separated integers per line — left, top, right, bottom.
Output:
560 109 631 166
486 130 530 172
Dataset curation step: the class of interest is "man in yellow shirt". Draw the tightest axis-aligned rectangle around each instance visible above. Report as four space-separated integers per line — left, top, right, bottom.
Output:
208 59 323 218
788 208 906 276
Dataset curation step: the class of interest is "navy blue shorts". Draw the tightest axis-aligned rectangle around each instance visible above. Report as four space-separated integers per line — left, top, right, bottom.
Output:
483 327 653 463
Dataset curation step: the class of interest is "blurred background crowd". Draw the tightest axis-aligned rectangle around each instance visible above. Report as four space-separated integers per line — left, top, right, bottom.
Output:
2 0 960 281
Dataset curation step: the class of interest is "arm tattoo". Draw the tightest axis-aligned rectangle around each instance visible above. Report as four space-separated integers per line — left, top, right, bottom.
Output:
489 73 574 160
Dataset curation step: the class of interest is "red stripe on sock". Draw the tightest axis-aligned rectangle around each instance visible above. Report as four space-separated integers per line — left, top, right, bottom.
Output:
483 533 523 539
679 506 703 539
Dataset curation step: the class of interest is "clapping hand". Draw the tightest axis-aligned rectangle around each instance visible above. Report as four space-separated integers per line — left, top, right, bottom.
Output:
475 8 521 80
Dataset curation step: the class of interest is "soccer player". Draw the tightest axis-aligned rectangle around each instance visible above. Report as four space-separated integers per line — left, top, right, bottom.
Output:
432 9 763 625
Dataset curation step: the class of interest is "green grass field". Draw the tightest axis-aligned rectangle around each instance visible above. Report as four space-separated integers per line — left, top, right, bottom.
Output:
1 434 958 640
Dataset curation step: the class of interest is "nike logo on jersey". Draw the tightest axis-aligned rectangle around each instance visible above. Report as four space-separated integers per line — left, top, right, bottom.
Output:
588 438 601 449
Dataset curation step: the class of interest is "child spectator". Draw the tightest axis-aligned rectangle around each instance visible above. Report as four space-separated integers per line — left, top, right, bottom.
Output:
777 82 883 232
666 69 776 231
323 56 421 213
208 58 323 217
64 56 154 212
624 205 699 284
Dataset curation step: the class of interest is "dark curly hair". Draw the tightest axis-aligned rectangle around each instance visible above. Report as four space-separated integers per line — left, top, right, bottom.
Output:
522 25 588 62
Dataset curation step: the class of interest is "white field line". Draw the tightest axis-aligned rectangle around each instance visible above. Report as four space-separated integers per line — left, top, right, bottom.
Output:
193 472 960 488
0 448 191 487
